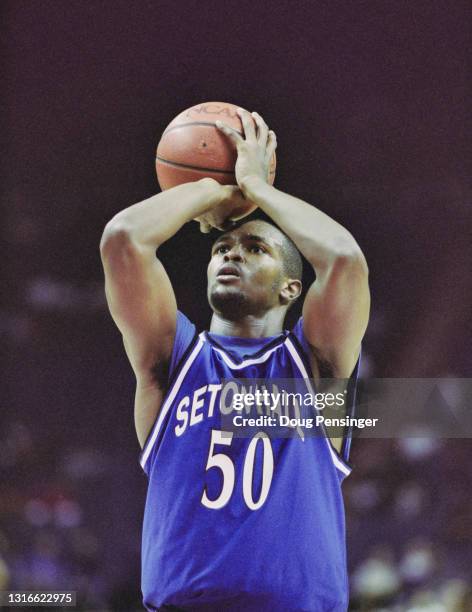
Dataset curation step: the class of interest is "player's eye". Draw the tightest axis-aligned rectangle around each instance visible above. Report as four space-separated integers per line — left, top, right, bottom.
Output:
214 245 229 254
249 245 265 254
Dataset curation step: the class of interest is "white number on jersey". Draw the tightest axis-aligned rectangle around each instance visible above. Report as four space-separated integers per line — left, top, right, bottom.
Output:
201 429 274 510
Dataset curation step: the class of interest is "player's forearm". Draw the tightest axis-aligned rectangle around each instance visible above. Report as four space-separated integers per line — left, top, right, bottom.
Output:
241 177 366 272
103 178 222 248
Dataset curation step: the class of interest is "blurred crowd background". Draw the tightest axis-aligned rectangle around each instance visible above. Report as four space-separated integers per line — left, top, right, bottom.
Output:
2 1 471 610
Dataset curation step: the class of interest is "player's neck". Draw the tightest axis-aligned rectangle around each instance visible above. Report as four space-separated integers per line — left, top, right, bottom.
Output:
209 311 285 338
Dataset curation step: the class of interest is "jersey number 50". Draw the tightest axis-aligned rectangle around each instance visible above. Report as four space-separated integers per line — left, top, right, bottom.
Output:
201 429 274 511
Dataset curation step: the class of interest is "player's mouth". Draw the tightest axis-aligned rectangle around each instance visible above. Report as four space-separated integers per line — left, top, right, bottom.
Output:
217 264 241 282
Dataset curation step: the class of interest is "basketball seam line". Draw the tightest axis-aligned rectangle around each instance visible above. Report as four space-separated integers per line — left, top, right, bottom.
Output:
156 156 276 175
162 121 243 136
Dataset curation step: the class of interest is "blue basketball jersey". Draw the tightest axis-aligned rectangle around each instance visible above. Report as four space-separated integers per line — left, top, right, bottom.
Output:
140 312 357 612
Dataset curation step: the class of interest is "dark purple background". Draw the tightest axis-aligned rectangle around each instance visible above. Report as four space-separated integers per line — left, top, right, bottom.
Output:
3 0 470 376
2 1 471 609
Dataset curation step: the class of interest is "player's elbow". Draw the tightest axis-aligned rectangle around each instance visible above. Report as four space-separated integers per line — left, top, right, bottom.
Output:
100 218 134 258
330 237 369 277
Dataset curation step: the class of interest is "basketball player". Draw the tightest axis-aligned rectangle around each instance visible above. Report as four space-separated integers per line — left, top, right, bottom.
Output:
100 108 370 611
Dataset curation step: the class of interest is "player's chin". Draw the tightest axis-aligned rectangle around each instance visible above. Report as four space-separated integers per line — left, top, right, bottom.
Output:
209 286 249 317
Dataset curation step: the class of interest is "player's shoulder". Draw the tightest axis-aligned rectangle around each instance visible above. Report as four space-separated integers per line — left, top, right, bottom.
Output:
290 316 304 338
289 316 311 354
176 309 196 333
169 310 198 374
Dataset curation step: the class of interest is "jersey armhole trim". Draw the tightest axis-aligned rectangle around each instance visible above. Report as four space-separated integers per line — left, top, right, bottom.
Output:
139 331 201 472
339 354 361 464
285 334 353 477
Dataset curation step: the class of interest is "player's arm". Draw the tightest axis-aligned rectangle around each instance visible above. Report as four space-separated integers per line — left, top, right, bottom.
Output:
247 177 369 456
100 179 238 447
216 109 370 380
242 181 369 380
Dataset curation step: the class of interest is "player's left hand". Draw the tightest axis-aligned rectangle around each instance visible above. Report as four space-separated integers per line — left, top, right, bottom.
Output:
215 108 277 191
195 184 248 233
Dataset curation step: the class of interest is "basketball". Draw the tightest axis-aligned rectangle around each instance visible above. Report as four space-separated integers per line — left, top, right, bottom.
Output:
155 101 277 190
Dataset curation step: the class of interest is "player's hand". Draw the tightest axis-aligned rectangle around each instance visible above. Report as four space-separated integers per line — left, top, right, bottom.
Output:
195 184 248 233
215 108 277 191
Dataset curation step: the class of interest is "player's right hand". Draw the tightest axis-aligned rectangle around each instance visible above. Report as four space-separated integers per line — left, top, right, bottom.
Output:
215 108 276 192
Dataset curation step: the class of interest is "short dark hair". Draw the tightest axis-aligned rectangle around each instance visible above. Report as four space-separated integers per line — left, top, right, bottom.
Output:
277 227 303 281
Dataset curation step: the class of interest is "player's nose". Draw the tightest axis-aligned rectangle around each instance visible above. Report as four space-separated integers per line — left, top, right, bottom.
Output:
224 245 244 262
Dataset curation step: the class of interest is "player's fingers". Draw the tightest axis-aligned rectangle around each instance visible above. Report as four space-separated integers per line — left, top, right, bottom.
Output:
205 215 228 232
219 219 238 231
215 121 243 146
252 112 269 147
199 219 212 234
237 108 256 143
265 130 277 162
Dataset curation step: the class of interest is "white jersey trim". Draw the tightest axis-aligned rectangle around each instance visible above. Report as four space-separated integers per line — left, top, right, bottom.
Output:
139 331 352 477
285 338 352 477
200 332 287 370
140 338 205 471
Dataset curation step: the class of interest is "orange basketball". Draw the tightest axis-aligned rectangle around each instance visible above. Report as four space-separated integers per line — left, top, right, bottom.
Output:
156 101 276 190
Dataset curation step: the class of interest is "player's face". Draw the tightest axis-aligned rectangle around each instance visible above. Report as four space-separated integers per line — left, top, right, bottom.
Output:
207 221 287 319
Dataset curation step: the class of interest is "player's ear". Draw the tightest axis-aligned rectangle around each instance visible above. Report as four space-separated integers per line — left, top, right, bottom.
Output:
280 278 302 305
